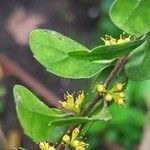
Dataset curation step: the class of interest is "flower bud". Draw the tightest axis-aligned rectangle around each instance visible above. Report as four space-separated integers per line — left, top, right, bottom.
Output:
105 94 112 101
116 83 123 91
49 146 55 150
39 142 55 150
97 84 106 93
119 92 124 98
71 128 80 142
62 135 70 144
75 145 85 150
117 98 124 105
62 102 68 108
72 140 80 147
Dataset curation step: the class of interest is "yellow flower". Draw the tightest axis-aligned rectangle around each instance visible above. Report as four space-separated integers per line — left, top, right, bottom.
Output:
62 128 88 150
101 33 131 45
72 140 87 150
71 128 80 142
72 140 80 147
97 82 126 106
97 84 106 93
115 83 124 91
39 142 55 150
117 98 125 105
49 146 55 150
119 92 125 98
101 35 116 45
62 135 70 144
113 91 125 106
75 146 85 150
60 92 85 114
65 92 74 106
75 91 84 110
105 93 112 102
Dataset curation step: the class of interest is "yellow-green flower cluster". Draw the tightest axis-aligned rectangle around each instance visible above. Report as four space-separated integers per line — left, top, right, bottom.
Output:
60 91 84 114
101 33 131 45
62 128 88 150
97 83 125 106
39 142 55 150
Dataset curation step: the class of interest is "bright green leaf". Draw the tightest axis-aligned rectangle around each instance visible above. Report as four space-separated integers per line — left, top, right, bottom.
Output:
92 106 112 121
29 29 111 79
69 39 143 61
125 35 150 81
13 85 109 143
110 0 150 36
50 117 93 126
14 85 69 143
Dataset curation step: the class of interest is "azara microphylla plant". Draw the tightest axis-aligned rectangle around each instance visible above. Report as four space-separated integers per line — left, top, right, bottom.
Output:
13 0 150 149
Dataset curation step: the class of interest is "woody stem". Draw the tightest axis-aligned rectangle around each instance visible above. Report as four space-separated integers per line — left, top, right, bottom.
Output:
57 55 128 150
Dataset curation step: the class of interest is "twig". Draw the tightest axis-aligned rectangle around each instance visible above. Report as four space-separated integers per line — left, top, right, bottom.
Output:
82 55 127 116
57 55 128 150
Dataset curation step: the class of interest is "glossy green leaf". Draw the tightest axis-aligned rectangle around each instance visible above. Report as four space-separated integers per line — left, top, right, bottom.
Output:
13 85 109 142
110 0 150 36
92 106 112 121
29 29 111 79
14 85 68 142
125 35 150 81
50 117 93 126
69 39 143 61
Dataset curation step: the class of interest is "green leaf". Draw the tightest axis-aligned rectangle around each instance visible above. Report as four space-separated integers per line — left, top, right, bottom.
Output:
13 85 107 142
29 29 110 79
69 39 143 61
127 79 150 101
110 0 150 36
125 35 150 81
14 85 68 143
92 106 112 121
50 117 93 126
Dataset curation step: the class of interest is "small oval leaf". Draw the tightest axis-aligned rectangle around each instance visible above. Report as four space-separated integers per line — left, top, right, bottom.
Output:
29 29 111 79
110 0 150 36
125 35 150 81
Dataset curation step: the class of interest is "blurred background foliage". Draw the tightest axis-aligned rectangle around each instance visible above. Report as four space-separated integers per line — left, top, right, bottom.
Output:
0 0 149 149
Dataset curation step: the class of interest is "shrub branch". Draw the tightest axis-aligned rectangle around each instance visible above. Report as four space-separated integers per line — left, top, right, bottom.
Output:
57 55 128 150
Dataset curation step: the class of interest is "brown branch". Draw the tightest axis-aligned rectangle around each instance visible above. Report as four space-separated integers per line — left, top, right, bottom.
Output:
81 55 128 117
0 54 60 107
57 55 128 150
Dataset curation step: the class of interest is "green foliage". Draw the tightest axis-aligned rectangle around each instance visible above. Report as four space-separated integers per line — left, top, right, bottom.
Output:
125 35 150 81
92 66 127 90
13 85 113 143
127 79 150 103
69 39 143 61
87 104 145 150
92 106 112 121
98 0 122 36
13 0 150 149
29 29 143 79
14 85 68 142
110 0 150 36
29 29 111 79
